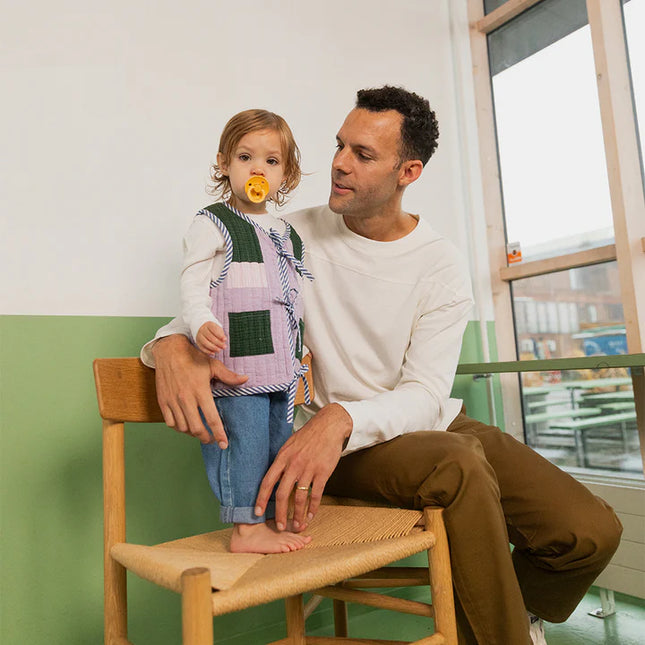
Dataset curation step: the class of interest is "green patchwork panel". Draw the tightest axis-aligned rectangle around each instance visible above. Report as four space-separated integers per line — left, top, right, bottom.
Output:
290 226 303 262
228 310 274 357
205 203 263 263
296 318 305 361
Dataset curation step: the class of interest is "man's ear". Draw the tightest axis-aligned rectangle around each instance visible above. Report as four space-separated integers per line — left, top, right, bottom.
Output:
398 159 424 187
216 152 229 175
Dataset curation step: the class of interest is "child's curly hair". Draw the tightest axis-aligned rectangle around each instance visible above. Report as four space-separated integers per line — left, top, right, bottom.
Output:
208 109 301 207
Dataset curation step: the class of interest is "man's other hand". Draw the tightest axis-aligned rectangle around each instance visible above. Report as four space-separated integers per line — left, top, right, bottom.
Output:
255 403 353 531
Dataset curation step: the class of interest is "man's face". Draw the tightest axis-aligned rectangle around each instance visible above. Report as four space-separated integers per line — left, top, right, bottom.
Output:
329 108 405 218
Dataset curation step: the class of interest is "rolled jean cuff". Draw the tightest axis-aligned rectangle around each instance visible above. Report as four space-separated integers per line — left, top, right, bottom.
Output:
219 501 276 524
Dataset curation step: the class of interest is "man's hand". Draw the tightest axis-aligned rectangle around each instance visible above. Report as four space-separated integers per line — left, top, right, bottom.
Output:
255 403 353 531
152 334 248 445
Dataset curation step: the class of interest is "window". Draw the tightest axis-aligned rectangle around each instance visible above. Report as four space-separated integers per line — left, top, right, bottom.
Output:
468 0 645 480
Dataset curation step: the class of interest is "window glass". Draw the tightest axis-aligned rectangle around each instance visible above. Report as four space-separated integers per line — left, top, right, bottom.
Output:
484 0 507 14
513 262 624 360
514 261 641 477
521 366 641 476
489 0 614 262
623 0 645 182
487 0 588 75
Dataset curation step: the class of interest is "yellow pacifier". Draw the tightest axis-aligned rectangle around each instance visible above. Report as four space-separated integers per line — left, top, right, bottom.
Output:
245 176 270 203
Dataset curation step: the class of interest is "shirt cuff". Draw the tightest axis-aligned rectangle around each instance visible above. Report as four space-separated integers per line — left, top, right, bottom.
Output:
335 400 376 455
139 317 191 368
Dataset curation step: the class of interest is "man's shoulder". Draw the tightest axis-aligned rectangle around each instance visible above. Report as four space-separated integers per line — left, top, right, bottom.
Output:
412 219 473 297
283 204 332 224
282 205 334 241
413 218 464 263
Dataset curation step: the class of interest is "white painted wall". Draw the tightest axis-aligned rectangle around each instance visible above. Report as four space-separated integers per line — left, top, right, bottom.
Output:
1 0 484 317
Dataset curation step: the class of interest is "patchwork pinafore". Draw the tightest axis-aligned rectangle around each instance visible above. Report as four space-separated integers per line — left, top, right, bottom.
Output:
197 202 312 420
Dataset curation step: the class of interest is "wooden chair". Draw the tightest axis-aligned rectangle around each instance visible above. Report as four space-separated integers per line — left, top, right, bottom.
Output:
94 356 457 645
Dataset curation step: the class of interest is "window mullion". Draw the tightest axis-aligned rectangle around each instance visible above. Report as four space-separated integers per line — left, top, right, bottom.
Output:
468 0 524 439
476 0 544 34
586 0 645 354
586 0 645 469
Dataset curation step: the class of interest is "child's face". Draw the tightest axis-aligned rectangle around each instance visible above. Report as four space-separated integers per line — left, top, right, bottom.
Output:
218 129 287 213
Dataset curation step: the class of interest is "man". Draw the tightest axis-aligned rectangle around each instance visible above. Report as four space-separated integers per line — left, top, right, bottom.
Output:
142 86 621 645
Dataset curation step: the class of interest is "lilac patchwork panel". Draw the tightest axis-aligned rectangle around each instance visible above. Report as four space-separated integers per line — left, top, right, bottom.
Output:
208 229 303 393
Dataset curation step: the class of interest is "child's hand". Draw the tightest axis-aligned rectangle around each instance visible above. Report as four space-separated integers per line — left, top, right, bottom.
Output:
196 322 227 356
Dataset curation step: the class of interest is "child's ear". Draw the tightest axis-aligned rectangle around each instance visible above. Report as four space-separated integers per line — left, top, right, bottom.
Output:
216 152 229 175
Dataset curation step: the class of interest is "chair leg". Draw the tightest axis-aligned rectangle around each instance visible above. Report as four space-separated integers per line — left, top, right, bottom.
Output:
333 599 349 637
103 420 128 645
181 568 213 645
104 558 128 644
285 595 306 645
424 508 458 645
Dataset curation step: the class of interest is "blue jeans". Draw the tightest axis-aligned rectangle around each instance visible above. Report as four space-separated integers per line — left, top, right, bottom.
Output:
200 391 293 524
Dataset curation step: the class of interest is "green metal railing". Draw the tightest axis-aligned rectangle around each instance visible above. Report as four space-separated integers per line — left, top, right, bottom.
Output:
456 353 645 375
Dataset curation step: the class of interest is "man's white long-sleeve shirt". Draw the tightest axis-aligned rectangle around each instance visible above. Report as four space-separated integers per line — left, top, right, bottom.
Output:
141 205 473 455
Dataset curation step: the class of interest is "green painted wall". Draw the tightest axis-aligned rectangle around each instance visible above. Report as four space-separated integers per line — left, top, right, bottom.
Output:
0 316 497 644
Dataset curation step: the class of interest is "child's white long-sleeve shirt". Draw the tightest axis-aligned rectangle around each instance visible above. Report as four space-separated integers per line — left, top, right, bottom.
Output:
180 210 287 342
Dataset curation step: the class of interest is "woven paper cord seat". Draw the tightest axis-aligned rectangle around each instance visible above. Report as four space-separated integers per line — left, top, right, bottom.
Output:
94 357 457 645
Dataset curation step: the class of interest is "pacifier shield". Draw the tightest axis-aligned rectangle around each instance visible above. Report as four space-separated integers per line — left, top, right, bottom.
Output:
245 176 270 203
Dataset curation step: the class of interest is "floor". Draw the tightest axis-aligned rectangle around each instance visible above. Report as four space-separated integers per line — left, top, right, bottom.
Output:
306 587 645 644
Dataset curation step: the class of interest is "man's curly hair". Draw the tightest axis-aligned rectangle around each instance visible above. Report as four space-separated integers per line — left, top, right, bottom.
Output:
356 86 439 166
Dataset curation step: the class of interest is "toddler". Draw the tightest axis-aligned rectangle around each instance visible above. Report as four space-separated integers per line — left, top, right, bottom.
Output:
180 109 313 553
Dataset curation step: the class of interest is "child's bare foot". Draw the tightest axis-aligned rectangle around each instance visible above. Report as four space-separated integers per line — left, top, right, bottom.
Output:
230 522 312 554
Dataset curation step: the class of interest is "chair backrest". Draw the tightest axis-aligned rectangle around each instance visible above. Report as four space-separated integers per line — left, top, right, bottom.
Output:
94 357 164 423
94 354 314 424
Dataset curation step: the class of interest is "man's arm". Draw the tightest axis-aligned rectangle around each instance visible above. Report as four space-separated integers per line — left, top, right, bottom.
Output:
335 290 473 453
256 290 473 530
151 334 248 445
